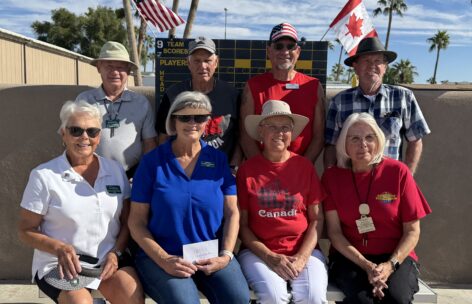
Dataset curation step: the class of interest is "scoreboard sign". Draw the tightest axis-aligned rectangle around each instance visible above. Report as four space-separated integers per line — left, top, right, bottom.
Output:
155 38 328 107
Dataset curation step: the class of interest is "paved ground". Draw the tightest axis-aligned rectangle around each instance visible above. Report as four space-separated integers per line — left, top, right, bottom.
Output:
0 281 471 304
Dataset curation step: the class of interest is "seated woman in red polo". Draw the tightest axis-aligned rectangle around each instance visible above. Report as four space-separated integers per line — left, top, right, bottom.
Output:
322 112 431 304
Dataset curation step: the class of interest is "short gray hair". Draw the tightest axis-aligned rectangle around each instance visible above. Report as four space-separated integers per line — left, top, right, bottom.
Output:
336 112 386 168
165 91 212 135
58 100 102 134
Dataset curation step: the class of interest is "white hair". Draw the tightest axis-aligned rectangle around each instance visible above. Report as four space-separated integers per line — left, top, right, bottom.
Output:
336 112 386 168
58 100 102 134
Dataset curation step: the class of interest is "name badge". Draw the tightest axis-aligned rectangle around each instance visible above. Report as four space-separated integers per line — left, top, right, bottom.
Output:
200 161 215 168
106 185 122 194
285 83 299 90
106 119 120 129
356 216 376 234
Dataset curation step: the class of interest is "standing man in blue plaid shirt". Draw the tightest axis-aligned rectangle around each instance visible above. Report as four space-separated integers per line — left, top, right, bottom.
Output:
324 37 430 175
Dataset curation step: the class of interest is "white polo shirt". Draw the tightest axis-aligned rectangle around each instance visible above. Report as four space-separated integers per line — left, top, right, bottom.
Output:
20 152 130 280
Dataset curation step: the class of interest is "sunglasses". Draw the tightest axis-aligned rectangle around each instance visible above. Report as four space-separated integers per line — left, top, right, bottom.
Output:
67 126 101 138
172 114 210 123
273 42 297 51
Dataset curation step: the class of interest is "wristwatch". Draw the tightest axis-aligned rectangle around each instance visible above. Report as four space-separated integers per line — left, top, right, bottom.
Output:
112 249 123 261
389 257 400 271
219 250 234 260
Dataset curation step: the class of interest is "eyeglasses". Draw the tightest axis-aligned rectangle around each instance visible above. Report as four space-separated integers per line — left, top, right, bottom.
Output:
261 124 293 133
347 134 377 145
172 114 210 124
273 42 297 51
67 126 101 138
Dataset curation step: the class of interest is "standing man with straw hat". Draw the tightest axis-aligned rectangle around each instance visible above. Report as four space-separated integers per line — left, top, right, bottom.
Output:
324 37 430 175
76 41 157 178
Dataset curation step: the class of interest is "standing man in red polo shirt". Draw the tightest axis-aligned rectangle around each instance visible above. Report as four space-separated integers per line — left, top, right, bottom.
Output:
240 23 325 163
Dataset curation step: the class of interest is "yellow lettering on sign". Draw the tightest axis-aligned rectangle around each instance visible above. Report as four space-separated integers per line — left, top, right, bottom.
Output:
163 48 189 55
159 70 165 92
168 41 184 47
159 59 188 66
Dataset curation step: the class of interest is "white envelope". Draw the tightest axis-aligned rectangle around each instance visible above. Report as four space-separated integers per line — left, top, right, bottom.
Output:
183 239 218 263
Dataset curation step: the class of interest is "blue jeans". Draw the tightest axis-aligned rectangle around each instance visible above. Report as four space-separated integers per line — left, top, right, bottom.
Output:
135 255 250 304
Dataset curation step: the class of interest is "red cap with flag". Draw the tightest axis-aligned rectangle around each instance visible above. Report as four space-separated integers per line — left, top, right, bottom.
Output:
269 23 298 42
329 0 377 57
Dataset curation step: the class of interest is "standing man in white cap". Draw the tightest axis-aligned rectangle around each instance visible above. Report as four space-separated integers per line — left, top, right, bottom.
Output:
323 37 430 175
240 23 326 163
156 37 241 168
76 41 157 178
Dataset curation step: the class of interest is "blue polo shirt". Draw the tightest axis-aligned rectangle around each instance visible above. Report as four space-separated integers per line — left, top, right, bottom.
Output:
131 137 236 256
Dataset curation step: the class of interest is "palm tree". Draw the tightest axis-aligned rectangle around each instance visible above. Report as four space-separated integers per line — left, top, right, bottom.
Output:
331 64 345 82
346 67 355 84
123 0 142 85
390 59 418 84
168 0 180 38
335 39 346 81
183 0 200 38
373 0 408 50
427 30 450 84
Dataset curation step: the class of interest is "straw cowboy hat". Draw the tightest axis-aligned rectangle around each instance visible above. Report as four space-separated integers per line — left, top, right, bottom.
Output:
344 36 397 67
245 100 309 141
90 41 138 70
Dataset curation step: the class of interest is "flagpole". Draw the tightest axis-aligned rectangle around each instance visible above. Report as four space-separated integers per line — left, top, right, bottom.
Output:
319 27 331 41
129 0 159 39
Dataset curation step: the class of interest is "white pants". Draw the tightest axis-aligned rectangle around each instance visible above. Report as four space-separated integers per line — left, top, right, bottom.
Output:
238 249 328 304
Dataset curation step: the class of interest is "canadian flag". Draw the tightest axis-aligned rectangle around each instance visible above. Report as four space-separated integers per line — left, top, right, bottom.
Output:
330 0 378 56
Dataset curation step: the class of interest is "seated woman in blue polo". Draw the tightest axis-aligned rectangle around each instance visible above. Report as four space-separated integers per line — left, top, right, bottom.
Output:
128 91 249 304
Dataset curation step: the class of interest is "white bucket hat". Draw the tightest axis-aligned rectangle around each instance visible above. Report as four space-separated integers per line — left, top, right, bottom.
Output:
245 100 309 141
90 41 138 70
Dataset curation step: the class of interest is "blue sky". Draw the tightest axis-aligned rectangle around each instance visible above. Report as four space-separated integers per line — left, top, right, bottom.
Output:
1 0 471 83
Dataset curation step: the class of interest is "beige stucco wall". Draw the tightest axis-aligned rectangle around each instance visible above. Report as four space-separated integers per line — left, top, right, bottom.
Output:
0 29 103 86
0 39 24 84
25 47 77 85
0 84 471 284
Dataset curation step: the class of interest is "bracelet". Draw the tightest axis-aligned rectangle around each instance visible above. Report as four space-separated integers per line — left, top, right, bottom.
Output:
219 250 234 260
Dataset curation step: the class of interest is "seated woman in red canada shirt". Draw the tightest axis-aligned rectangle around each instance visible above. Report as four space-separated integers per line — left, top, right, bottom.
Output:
322 112 431 304
237 100 328 304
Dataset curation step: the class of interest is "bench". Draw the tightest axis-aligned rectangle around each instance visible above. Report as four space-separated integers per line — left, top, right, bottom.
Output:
39 279 437 303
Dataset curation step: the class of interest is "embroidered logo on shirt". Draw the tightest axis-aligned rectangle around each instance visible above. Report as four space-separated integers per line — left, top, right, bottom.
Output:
376 192 397 204
200 161 215 168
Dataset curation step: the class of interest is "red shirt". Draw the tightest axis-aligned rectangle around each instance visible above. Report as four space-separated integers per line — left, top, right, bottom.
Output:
322 158 431 260
248 72 320 155
237 153 326 255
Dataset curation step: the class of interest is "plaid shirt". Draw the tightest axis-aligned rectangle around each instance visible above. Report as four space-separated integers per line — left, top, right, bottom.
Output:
325 84 431 160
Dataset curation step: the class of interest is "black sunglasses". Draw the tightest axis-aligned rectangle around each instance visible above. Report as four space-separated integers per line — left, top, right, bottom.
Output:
172 114 210 123
67 126 101 138
273 42 297 51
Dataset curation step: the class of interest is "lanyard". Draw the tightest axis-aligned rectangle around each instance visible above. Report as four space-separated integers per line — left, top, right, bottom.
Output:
103 99 123 121
351 166 376 206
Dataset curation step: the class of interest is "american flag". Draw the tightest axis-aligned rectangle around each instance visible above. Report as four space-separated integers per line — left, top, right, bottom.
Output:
133 0 185 32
